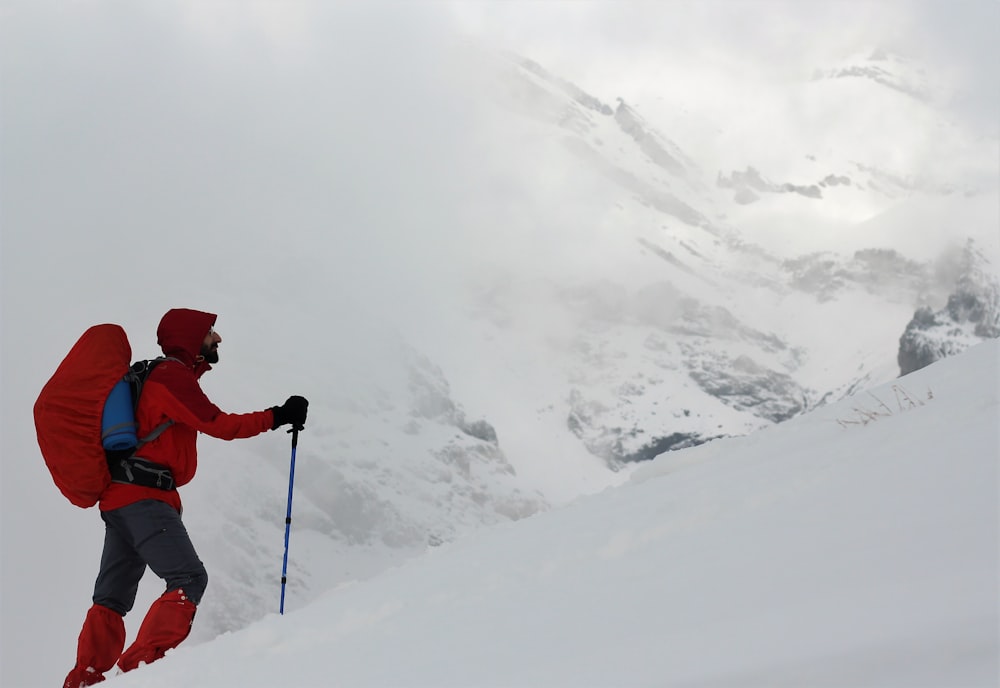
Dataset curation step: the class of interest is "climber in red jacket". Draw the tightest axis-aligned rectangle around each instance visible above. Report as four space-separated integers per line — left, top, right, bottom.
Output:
64 308 308 688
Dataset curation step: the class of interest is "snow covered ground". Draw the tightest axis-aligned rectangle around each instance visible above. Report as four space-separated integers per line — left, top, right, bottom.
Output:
88 340 998 688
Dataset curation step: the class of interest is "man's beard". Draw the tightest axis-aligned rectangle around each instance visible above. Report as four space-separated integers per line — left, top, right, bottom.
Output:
200 344 219 364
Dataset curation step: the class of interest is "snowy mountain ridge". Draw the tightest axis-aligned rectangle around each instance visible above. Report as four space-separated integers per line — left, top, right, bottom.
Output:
812 48 936 102
477 47 997 453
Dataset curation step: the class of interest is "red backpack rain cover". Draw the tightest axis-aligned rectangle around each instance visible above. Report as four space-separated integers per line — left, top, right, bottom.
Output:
34 324 132 508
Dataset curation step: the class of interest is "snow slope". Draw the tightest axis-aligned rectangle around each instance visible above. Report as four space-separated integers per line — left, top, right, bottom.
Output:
95 340 998 688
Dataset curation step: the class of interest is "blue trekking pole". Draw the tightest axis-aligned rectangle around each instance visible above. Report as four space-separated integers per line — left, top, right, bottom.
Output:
280 426 299 615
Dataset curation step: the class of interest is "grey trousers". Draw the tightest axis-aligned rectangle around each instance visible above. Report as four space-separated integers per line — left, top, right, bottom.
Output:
93 499 208 615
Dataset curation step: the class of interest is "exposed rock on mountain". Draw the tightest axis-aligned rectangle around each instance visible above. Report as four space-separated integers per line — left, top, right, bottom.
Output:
562 136 711 229
567 385 713 468
717 166 823 203
898 242 1000 375
783 249 930 302
684 350 809 423
614 100 694 179
516 56 614 117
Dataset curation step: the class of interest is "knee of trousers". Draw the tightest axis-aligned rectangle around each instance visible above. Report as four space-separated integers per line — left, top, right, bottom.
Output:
169 565 208 606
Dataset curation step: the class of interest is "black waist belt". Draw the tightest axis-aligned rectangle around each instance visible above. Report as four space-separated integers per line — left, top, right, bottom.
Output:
109 456 176 491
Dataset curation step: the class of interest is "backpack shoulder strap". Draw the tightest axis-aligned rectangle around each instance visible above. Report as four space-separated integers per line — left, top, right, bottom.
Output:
137 419 173 447
131 356 183 446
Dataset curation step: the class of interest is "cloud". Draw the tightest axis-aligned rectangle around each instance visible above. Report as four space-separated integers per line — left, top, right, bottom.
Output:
449 0 998 132
0 0 622 400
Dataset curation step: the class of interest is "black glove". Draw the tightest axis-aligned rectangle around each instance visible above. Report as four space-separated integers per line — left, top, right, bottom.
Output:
271 395 308 430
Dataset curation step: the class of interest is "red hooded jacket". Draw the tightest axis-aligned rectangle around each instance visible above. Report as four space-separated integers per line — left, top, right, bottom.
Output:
99 309 274 512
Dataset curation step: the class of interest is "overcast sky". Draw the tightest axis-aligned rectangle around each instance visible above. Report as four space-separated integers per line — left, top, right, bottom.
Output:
8 1 991 121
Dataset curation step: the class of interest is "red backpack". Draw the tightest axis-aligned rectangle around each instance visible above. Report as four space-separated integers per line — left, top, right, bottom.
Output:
34 324 134 508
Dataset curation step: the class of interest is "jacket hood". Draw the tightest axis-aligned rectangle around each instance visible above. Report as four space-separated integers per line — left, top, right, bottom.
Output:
157 308 217 367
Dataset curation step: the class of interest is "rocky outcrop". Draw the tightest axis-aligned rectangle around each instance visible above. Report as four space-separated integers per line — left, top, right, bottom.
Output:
407 350 506 452
898 242 1000 375
515 56 614 116
566 388 716 468
562 137 711 230
614 100 691 177
784 249 929 302
717 166 823 203
683 349 809 423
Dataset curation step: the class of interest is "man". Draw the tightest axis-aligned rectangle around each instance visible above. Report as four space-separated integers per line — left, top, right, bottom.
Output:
64 308 308 688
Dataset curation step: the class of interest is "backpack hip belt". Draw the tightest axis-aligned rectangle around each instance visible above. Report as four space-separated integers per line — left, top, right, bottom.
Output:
109 456 176 491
